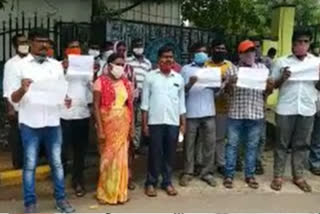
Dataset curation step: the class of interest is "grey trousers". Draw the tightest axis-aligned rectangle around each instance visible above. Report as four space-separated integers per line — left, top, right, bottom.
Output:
215 113 228 167
274 114 314 178
183 117 216 177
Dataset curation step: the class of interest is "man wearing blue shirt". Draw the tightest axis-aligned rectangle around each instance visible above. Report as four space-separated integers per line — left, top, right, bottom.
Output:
142 46 186 197
179 42 217 187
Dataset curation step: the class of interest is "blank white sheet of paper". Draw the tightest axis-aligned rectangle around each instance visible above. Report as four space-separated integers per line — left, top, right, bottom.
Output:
237 67 269 90
194 67 221 88
289 59 320 81
67 55 94 76
27 79 68 106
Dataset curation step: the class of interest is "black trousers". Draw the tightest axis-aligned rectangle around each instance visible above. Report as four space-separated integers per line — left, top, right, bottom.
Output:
8 116 23 169
61 118 89 186
145 125 179 188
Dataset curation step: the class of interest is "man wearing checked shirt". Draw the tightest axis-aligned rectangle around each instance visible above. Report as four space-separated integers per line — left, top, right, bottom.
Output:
141 46 186 197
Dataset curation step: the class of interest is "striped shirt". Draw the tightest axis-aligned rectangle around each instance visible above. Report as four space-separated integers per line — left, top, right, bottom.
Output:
126 56 152 91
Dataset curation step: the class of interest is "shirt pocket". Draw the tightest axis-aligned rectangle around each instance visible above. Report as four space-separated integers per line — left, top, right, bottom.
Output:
169 82 180 103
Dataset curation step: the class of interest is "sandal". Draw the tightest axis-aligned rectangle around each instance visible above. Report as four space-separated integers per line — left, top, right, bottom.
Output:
223 177 233 189
245 177 259 189
163 185 178 196
270 177 283 191
293 179 312 193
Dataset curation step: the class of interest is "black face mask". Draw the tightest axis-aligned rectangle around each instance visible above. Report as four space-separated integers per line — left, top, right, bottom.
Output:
212 52 225 63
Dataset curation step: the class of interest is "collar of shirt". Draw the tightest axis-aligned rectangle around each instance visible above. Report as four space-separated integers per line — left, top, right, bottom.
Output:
206 59 228 67
26 54 49 63
287 53 313 61
155 68 176 77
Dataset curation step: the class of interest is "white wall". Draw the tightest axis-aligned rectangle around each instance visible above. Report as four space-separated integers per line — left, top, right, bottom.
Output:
102 0 182 25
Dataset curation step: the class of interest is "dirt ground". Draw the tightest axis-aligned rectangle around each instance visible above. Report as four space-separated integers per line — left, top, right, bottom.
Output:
0 151 320 213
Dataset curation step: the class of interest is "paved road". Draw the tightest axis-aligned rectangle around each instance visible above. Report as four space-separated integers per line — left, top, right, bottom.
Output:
1 151 320 213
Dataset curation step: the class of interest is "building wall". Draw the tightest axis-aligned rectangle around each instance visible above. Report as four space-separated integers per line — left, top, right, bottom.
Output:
102 0 182 25
0 0 92 22
0 0 182 25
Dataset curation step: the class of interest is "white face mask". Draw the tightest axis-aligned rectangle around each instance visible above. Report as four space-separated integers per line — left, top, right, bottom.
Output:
103 50 114 60
133 48 144 56
18 45 29 54
88 49 100 57
110 64 124 79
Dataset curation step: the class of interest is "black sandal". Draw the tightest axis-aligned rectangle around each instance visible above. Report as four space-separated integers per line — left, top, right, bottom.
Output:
245 177 259 189
270 178 282 191
293 179 312 193
223 177 233 189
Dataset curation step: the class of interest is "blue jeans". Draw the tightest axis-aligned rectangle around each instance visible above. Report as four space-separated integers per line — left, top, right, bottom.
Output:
20 124 66 206
145 125 179 188
225 118 263 178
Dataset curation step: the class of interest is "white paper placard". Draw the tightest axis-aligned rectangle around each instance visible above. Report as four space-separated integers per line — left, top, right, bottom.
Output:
194 67 221 88
27 79 68 106
289 60 320 81
67 55 94 76
237 67 269 90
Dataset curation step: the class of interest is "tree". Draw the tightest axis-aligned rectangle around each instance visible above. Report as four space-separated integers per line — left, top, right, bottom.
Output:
181 0 320 35
0 0 7 9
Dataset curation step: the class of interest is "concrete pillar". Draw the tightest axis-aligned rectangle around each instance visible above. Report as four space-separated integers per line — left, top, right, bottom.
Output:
271 4 296 57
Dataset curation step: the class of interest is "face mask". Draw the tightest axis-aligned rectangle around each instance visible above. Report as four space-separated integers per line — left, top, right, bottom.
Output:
212 52 225 63
110 64 124 79
240 52 255 66
65 48 81 56
88 49 100 57
194 52 208 65
18 45 29 54
47 48 54 58
133 48 144 56
103 50 114 60
293 43 308 57
159 62 172 74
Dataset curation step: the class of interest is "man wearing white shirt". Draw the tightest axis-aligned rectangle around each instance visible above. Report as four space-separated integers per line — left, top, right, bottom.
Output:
271 30 320 193
8 28 74 213
2 33 29 168
180 42 217 187
142 46 186 197
61 40 93 197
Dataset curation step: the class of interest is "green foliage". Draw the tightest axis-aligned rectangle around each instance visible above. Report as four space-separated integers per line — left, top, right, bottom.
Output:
182 0 320 35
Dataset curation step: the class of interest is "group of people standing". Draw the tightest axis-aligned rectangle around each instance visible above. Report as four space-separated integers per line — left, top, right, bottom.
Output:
2 27 320 213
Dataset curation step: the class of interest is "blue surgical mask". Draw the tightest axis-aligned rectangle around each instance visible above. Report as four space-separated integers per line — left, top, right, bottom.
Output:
194 52 208 65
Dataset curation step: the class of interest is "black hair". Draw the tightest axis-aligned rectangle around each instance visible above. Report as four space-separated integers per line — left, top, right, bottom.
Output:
249 36 262 43
292 29 313 42
211 39 226 48
190 42 206 53
107 53 124 64
12 33 26 47
267 47 277 57
104 41 113 48
132 38 143 46
116 41 126 49
158 45 174 58
28 28 49 40
67 39 80 46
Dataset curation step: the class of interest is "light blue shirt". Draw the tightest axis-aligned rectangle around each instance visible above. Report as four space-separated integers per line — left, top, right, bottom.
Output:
271 54 319 116
181 63 215 119
141 69 186 126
